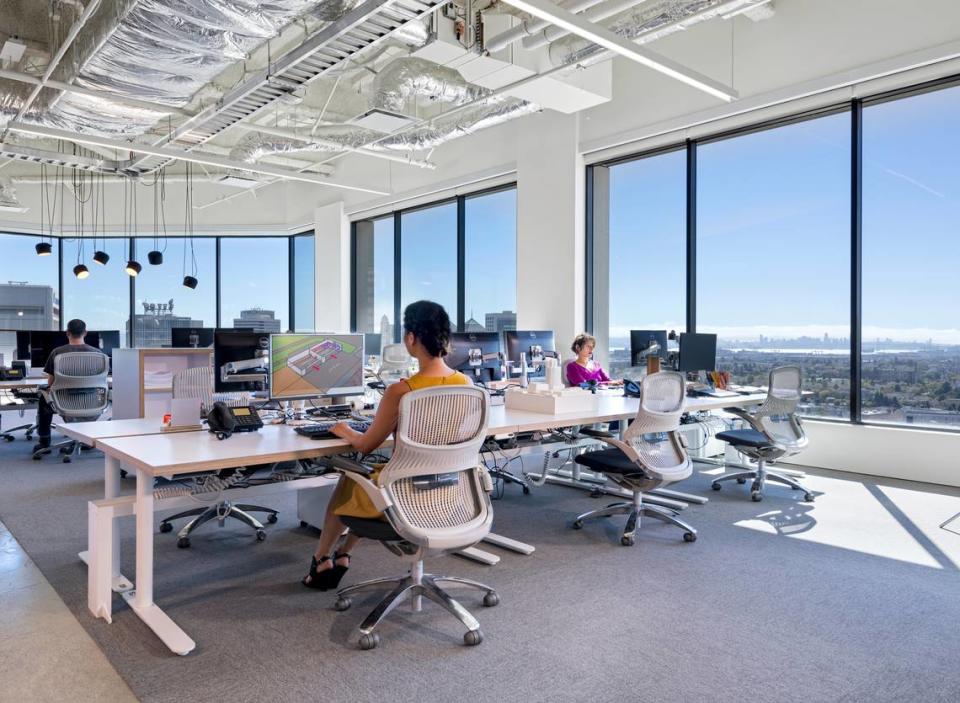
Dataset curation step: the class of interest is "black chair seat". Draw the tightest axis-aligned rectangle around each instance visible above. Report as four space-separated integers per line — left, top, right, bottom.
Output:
574 448 644 475
341 515 401 541
715 428 772 449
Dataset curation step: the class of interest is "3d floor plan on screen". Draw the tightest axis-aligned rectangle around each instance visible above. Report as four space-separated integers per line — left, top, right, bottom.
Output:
270 335 363 398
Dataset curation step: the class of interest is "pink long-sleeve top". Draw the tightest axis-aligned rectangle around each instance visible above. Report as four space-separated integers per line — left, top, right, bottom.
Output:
566 360 611 386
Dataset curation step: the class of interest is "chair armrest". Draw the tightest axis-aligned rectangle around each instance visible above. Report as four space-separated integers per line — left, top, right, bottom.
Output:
327 456 392 513
722 406 767 435
327 456 375 476
579 427 614 439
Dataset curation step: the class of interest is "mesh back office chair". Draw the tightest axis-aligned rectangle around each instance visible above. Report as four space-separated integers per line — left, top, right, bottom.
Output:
328 386 498 650
158 366 278 547
32 352 110 462
572 371 697 546
376 343 415 386
711 366 814 502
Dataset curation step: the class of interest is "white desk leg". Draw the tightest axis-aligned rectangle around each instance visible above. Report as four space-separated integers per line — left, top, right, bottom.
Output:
482 533 535 555
456 547 501 565
123 471 196 656
87 501 114 622
80 455 133 591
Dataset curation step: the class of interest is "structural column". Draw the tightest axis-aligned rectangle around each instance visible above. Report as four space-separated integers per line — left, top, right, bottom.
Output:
313 202 351 332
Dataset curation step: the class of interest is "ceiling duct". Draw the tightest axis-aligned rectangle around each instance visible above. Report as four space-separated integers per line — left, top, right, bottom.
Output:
0 177 27 213
371 57 491 112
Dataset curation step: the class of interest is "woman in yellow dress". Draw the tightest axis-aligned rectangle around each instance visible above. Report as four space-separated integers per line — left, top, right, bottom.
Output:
302 300 470 590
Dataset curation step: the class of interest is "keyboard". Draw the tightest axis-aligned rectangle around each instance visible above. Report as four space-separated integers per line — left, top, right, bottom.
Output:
294 420 371 440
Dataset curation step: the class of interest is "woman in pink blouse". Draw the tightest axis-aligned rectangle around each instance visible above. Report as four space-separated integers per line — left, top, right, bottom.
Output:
566 333 621 386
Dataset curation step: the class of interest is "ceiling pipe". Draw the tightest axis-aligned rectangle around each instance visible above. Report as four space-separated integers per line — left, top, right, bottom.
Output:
1 0 102 137
521 0 650 50
484 0 607 53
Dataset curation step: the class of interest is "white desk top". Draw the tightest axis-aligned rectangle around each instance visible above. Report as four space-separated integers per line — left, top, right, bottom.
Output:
0 377 47 390
55 417 178 445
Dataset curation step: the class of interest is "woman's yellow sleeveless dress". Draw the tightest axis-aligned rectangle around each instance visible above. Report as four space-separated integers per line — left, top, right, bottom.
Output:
331 371 470 520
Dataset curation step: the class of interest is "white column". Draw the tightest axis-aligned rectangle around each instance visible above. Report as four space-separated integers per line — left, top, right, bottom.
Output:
516 111 585 358
313 201 351 332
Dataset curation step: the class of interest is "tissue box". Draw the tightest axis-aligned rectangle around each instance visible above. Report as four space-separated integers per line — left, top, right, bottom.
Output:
504 387 600 414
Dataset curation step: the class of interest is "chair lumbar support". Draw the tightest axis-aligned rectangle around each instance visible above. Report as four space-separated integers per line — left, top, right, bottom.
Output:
333 559 498 650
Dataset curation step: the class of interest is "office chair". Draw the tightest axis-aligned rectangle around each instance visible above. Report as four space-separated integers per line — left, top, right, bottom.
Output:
32 352 109 463
711 365 813 502
571 371 697 546
376 343 415 386
158 366 277 548
1 396 37 442
328 385 498 650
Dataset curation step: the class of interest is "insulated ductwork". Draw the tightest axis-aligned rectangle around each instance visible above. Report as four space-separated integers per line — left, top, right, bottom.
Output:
0 178 24 210
230 96 538 160
0 0 359 135
371 57 491 113
547 0 766 66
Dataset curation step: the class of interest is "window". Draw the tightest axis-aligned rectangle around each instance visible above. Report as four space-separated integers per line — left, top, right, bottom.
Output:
697 113 851 418
132 236 216 347
62 237 130 347
597 151 687 376
354 216 395 339
464 188 517 334
400 201 457 326
219 237 289 333
292 233 315 332
0 233 59 362
862 85 960 428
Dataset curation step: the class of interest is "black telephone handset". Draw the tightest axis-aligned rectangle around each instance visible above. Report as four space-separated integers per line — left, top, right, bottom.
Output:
206 402 263 440
623 380 642 398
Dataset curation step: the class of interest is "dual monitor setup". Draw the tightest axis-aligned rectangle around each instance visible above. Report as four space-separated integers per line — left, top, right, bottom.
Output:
0 329 121 371
446 330 557 384
630 330 718 374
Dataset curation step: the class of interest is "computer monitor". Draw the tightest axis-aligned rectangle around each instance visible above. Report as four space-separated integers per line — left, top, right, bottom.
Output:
15 331 30 360
269 333 365 400
363 332 382 358
27 330 102 368
504 330 557 377
677 333 717 373
447 332 503 383
171 327 214 348
213 330 271 392
630 330 668 366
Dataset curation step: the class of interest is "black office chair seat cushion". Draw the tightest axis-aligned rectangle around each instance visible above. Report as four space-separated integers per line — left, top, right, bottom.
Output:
341 515 401 541
715 428 773 449
574 447 645 475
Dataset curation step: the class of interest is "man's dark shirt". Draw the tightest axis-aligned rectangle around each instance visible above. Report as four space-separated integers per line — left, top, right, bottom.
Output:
43 343 101 376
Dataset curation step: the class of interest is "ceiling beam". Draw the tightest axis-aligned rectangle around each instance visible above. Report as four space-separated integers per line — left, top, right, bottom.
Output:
6 123 389 195
501 0 739 102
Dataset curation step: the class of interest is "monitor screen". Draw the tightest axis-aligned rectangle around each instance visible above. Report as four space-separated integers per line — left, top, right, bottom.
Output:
447 332 503 383
171 327 214 348
630 330 668 365
213 330 271 392
269 333 365 400
28 330 102 368
363 332 382 357
678 333 717 373
504 330 556 377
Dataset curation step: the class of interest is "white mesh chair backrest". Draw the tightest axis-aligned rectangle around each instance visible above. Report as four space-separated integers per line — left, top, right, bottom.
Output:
50 352 110 420
755 366 806 450
378 344 416 385
380 386 491 540
622 371 690 476
172 366 249 413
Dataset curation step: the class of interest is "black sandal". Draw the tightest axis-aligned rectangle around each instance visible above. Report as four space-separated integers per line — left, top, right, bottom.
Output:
325 551 352 589
302 555 333 590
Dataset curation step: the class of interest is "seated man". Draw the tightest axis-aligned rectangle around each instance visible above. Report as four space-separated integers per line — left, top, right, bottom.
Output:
33 318 99 452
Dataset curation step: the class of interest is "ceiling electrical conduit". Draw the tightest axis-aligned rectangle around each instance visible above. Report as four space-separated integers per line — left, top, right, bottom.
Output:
483 0 608 53
521 0 650 49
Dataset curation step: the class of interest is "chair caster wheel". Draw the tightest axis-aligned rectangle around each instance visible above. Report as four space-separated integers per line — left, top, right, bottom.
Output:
255 530 266 542
299 520 308 528
463 629 483 646
267 513 278 524
751 491 763 502
177 537 191 549
736 477 747 484
159 522 173 533
334 597 352 611
572 520 583 530
483 591 500 607
589 488 603 498
62 456 71 463
359 633 380 650
25 434 32 440
4 436 13 442
620 535 635 547
711 482 721 491
522 485 530 495
804 493 815 502
32 454 42 461
683 532 697 543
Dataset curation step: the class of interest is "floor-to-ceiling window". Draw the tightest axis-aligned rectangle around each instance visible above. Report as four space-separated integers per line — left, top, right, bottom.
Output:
400 201 458 326
219 237 289 333
463 187 517 334
0 233 60 362
62 236 130 347
292 232 315 332
862 84 960 428
698 112 851 418
132 236 216 346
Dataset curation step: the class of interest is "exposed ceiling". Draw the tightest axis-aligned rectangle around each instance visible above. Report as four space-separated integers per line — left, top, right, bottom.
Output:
0 0 774 203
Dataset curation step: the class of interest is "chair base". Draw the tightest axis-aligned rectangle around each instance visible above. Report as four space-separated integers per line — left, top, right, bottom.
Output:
572 492 697 546
159 500 278 548
1 422 35 442
334 561 498 649
32 439 89 463
711 460 814 502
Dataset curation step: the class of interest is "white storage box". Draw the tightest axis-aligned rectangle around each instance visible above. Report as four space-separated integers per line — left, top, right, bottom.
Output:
504 387 600 415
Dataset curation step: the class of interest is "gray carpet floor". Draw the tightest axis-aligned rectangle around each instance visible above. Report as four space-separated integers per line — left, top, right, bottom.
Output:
2 434 960 703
